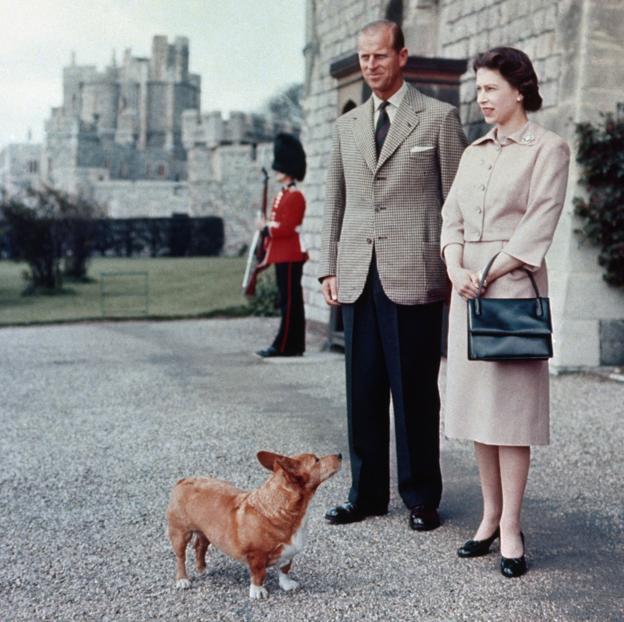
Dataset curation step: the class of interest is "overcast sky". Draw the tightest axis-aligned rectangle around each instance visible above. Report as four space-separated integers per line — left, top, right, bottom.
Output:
0 0 305 146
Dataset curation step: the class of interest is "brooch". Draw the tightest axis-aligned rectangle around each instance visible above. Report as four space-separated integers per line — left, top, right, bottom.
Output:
520 133 536 145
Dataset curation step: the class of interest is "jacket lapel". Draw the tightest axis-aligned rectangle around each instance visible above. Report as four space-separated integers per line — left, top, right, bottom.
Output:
376 85 423 171
352 98 377 174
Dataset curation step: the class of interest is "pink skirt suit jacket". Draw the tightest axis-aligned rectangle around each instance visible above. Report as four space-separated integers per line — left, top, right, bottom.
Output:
440 121 570 446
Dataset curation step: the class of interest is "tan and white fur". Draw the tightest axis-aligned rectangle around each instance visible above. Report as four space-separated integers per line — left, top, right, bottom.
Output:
166 451 342 599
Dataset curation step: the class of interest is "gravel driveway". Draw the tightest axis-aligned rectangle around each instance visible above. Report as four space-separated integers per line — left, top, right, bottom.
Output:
1 318 622 621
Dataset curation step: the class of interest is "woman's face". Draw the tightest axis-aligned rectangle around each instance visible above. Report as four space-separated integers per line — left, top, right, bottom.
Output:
475 67 524 128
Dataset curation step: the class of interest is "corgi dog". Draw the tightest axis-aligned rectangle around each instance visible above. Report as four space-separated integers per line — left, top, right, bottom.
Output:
166 451 342 599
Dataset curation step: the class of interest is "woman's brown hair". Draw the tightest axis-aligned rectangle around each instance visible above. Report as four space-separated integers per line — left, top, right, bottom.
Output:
473 47 543 112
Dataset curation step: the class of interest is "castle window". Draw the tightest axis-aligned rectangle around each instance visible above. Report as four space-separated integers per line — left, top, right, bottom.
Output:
250 143 257 161
157 164 166 177
27 160 39 174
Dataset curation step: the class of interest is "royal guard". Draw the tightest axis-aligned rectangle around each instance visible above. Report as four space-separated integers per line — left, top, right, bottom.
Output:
256 133 309 358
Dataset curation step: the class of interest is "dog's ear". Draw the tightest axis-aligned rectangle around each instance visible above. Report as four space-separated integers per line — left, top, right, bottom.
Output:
257 451 283 471
275 457 305 484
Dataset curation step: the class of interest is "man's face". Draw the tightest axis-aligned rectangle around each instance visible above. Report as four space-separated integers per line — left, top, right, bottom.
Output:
358 27 407 99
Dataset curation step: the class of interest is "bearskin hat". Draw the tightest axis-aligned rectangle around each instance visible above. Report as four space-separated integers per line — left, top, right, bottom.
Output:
272 133 306 181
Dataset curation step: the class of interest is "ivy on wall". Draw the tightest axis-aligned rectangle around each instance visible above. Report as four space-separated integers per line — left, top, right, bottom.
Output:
574 107 624 286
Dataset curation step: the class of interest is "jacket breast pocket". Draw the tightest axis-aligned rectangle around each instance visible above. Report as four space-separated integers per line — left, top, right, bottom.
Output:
409 151 436 164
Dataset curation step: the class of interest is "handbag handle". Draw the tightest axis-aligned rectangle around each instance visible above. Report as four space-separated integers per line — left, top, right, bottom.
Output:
474 252 544 317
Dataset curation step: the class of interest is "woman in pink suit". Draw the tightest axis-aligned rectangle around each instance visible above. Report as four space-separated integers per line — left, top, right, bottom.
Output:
440 47 570 577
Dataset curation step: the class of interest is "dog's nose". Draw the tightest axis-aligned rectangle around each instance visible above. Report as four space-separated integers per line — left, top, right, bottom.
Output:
337 453 343 460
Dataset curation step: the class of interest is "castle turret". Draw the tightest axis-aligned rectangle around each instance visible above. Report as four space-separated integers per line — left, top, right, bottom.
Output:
228 112 246 144
173 36 189 82
150 35 170 81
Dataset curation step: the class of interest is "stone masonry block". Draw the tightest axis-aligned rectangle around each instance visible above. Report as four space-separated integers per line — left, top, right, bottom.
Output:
552 319 600 369
544 55 561 82
486 4 501 29
544 4 558 29
540 79 559 108
536 31 556 59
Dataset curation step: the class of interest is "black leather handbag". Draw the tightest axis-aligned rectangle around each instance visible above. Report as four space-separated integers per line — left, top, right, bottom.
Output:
467 253 553 361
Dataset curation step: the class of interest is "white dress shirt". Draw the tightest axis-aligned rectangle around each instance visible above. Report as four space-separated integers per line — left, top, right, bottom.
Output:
372 81 407 127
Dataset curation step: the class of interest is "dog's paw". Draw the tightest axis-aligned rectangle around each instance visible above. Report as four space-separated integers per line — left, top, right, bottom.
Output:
249 584 269 600
175 578 191 590
278 572 300 592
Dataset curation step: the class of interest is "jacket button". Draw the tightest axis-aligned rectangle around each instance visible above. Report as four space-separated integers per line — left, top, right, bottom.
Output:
366 237 373 244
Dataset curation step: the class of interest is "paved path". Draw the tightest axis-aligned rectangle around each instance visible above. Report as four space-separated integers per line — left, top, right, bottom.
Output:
0 318 622 621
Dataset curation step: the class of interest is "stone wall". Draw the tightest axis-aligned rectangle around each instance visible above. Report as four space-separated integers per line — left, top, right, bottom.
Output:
91 180 190 218
186 142 281 256
0 143 42 194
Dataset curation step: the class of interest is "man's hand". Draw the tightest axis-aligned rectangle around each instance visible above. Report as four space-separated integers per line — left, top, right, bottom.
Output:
448 267 482 301
321 276 340 306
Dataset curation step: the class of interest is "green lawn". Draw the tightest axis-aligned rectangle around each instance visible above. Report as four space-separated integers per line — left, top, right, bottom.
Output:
0 257 251 325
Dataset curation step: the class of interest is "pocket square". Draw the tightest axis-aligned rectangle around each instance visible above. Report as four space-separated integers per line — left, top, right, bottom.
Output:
410 145 434 153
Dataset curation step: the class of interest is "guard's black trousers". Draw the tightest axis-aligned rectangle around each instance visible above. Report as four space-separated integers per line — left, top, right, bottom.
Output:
271 261 306 355
342 258 443 511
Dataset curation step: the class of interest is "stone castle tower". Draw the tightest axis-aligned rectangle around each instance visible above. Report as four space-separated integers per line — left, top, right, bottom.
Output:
43 35 200 193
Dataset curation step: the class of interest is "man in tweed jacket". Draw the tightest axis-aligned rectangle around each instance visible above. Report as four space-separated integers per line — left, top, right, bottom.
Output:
320 20 466 530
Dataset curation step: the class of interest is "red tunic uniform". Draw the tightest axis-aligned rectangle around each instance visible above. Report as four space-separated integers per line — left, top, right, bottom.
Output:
263 187 308 265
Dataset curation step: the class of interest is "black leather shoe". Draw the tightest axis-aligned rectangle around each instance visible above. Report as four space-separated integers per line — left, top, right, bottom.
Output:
324 502 386 525
500 532 527 578
457 527 500 558
255 347 303 358
409 506 441 531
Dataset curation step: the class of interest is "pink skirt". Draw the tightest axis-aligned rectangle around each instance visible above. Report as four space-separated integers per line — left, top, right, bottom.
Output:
444 241 550 446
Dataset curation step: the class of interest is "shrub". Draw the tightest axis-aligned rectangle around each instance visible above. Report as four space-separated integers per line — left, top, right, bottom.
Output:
574 107 624 286
49 187 103 280
1 192 64 292
248 270 279 317
0 187 102 291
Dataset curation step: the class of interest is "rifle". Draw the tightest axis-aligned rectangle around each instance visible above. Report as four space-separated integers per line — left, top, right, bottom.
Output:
242 167 270 296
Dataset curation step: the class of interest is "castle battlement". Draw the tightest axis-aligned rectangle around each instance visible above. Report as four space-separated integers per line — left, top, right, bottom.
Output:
181 110 296 150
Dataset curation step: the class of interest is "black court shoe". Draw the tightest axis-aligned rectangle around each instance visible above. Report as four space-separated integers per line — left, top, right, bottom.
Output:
500 532 527 578
457 527 500 558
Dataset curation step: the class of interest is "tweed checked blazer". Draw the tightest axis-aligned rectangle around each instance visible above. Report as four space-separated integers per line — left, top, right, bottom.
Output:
319 84 467 305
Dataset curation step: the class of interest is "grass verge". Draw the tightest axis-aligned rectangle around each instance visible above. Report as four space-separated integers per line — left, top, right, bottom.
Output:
0 257 252 326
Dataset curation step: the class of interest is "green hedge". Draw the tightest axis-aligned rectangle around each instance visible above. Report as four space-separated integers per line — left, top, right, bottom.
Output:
574 107 624 286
